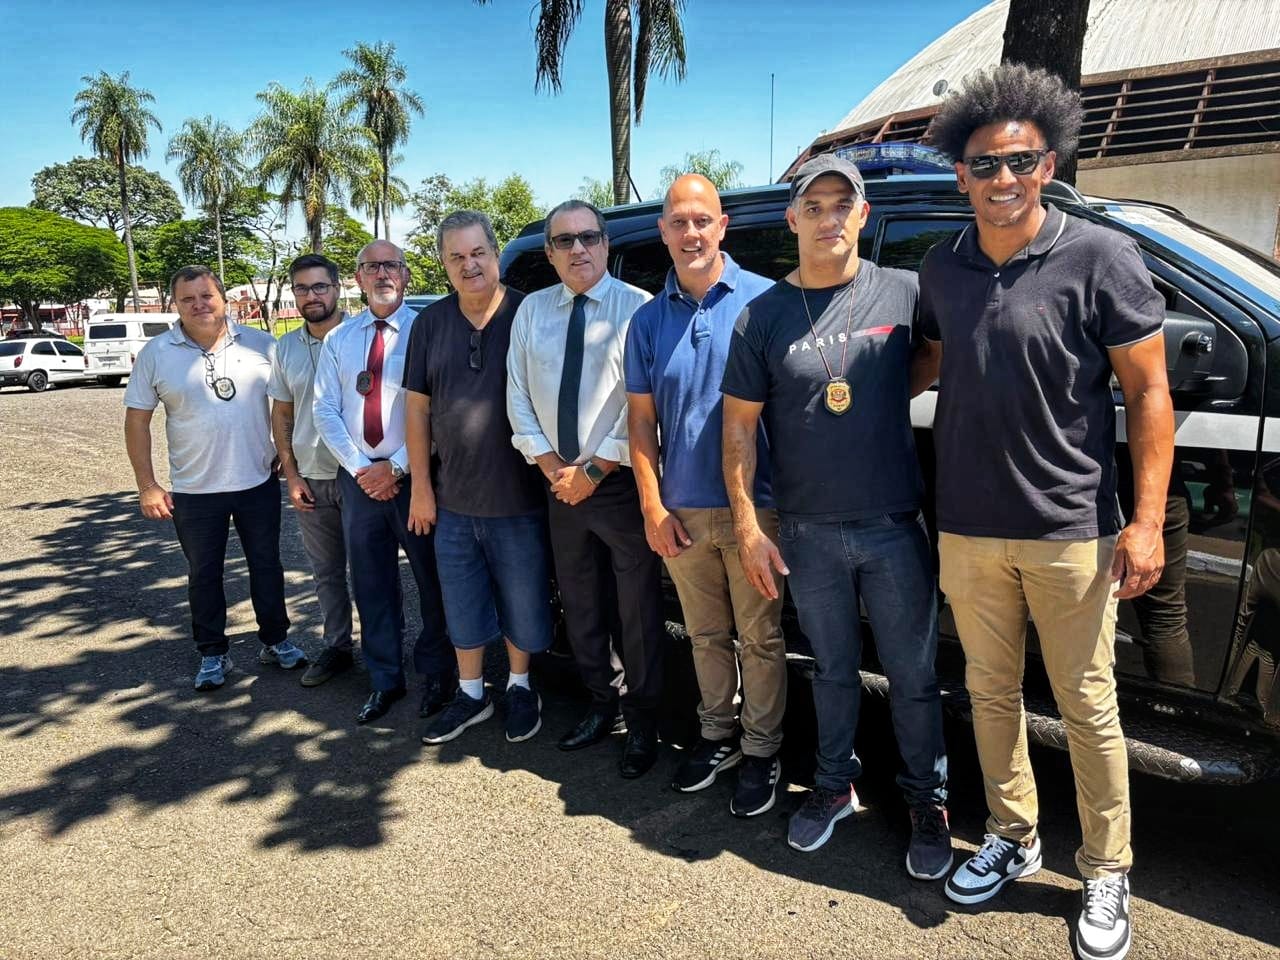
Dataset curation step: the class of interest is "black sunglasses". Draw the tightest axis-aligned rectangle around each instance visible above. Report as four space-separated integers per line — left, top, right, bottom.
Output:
468 329 483 371
549 230 605 250
963 149 1048 179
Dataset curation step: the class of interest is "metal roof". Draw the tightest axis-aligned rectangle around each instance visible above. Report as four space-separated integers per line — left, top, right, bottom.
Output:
834 0 1280 134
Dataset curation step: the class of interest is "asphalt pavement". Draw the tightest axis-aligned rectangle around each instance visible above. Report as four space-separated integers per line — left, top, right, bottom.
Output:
1 382 1277 960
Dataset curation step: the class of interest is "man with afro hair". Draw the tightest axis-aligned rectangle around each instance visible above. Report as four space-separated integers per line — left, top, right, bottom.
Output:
915 63 1174 960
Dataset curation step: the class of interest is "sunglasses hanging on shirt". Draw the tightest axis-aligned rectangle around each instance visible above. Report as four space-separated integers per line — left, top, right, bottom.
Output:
202 325 236 401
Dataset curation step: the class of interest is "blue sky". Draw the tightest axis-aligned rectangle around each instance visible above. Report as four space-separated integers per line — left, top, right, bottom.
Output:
0 0 986 240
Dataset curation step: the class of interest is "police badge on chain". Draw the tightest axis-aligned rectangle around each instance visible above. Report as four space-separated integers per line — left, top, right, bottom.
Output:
824 377 852 415
212 377 237 401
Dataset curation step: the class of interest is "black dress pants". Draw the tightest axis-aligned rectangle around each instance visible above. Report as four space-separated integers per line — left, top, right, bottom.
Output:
546 468 665 728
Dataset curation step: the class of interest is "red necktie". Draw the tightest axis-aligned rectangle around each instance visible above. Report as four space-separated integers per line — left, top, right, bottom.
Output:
362 320 388 448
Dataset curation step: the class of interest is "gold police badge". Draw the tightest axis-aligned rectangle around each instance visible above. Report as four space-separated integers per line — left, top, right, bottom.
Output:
824 377 852 415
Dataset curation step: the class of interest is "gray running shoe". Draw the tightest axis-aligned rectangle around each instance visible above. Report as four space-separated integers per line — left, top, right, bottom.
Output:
258 640 307 670
194 654 233 691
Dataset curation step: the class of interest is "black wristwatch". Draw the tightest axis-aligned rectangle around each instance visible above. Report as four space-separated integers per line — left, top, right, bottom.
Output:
582 461 606 486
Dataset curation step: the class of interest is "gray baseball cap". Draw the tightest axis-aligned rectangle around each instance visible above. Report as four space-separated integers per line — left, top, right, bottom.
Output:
789 153 866 203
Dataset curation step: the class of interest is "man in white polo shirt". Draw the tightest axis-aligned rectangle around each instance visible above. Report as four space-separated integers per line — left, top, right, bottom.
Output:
124 265 306 691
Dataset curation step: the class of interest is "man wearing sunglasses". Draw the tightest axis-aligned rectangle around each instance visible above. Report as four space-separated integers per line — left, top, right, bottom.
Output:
312 240 453 725
269 254 355 687
506 199 666 778
403 211 551 747
918 65 1173 960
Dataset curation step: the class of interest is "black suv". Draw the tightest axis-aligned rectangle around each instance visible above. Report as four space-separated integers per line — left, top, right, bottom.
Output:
499 175 1280 785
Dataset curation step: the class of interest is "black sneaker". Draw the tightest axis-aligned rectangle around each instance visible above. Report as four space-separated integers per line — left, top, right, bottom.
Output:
906 803 954 880
731 754 780 817
787 784 857 852
300 646 353 687
944 833 1042 904
419 672 458 719
504 685 542 742
1075 875 1132 960
421 688 494 744
671 736 742 792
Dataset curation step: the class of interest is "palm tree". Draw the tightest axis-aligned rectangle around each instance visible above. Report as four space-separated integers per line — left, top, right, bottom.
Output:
351 155 409 239
479 0 687 204
166 116 246 283
247 80 377 253
71 71 161 311
331 41 424 240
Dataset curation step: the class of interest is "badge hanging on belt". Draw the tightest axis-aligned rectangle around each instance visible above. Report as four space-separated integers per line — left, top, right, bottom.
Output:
212 377 237 401
824 377 852 415
356 370 374 395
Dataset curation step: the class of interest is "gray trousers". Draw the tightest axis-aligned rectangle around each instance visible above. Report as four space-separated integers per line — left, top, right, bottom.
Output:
296 476 353 650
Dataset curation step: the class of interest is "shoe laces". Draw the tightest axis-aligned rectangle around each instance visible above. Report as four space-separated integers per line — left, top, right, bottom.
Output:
910 804 948 841
199 655 222 671
1083 876 1125 929
799 785 844 816
970 833 1017 872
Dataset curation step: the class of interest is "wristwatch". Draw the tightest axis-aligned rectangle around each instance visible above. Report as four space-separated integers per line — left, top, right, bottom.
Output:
582 461 606 486
390 462 406 480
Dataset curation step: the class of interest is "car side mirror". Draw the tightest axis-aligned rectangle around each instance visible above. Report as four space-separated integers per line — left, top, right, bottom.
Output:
1162 310 1247 399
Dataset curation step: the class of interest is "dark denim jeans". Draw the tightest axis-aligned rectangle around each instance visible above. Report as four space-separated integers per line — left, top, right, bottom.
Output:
171 476 290 656
779 510 947 805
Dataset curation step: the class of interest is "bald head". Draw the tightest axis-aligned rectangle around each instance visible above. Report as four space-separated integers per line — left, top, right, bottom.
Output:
662 174 723 218
658 174 730 296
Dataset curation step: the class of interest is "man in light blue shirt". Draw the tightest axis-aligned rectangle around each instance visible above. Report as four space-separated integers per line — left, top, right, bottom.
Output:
624 175 785 816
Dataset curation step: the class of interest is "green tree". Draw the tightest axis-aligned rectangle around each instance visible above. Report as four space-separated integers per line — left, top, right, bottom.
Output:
331 41 424 240
322 207 375 277
408 172 541 250
350 155 408 239
657 149 745 193
574 176 616 209
166 116 247 284
478 0 687 204
247 79 377 254
135 218 257 309
30 158 182 235
0 207 127 330
70 70 162 311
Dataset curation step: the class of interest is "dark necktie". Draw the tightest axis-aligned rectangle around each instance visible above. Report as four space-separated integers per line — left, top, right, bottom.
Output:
557 294 588 463
363 320 388 448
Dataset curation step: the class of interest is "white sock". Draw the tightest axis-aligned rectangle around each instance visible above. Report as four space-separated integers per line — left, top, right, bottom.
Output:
460 677 484 700
507 672 530 691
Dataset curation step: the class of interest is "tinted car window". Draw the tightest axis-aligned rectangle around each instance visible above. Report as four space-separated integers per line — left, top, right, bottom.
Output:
875 218 969 272
0 343 23 357
54 342 84 357
32 341 56 355
142 322 171 337
502 250 560 295
89 324 128 340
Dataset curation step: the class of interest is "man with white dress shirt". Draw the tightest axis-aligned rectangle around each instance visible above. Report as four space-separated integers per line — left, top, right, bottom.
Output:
506 199 666 778
312 240 453 725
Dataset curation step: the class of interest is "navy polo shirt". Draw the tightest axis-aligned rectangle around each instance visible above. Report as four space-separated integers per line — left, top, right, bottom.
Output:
624 253 775 508
919 204 1164 540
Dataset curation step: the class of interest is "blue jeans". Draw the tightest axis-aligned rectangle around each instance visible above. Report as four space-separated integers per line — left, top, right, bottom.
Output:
779 510 947 805
434 508 554 654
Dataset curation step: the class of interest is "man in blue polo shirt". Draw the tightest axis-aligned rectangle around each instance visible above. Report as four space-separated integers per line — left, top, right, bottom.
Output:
625 174 783 817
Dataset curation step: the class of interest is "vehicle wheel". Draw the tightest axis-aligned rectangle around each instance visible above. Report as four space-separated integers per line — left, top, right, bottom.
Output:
99 375 122 388
26 370 48 392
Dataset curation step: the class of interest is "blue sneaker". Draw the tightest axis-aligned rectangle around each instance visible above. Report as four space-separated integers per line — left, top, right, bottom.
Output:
194 654 233 691
505 685 543 742
258 640 308 670
422 688 494 744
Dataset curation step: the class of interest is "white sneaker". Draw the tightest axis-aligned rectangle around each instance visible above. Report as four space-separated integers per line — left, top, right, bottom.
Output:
944 833 1042 904
1076 874 1132 960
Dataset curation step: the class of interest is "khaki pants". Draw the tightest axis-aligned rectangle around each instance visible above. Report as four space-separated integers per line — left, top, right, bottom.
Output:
938 532 1131 878
664 507 787 756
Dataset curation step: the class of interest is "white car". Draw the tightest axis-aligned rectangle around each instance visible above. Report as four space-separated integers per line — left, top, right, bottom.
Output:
84 313 178 387
0 337 94 392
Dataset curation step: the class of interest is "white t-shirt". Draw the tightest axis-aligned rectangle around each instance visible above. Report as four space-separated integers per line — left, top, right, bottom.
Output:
124 319 277 494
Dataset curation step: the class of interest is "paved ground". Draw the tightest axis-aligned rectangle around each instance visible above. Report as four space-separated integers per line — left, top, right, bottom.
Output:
1 382 1278 960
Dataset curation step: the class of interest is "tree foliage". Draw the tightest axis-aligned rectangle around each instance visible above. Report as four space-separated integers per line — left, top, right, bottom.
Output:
0 207 127 325
135 218 258 308
657 149 745 193
574 176 616 209
321 207 375 277
30 158 182 235
166 116 247 282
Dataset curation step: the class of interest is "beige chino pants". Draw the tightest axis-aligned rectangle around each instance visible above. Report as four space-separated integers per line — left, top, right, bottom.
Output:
664 507 787 757
939 532 1132 878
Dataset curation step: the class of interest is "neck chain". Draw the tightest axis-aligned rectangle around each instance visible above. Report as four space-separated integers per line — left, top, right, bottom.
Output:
187 319 236 401
798 265 858 416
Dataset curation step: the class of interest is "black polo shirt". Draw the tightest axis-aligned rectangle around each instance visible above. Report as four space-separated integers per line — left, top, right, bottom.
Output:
403 289 544 518
919 204 1163 540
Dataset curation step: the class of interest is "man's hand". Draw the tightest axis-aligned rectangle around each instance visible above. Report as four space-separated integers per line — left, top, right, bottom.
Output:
287 475 316 512
1111 518 1164 599
737 524 788 600
550 466 596 506
644 506 692 558
355 462 400 501
139 483 174 520
408 483 437 536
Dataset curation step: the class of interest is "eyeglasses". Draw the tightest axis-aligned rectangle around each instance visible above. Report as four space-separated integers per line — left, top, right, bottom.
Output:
548 230 605 251
963 150 1048 179
357 260 406 275
291 282 335 297
468 330 483 371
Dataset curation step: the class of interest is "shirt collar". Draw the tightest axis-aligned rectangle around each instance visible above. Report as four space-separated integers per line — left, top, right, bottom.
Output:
298 314 344 344
557 272 614 307
169 316 241 347
354 302 412 330
953 203 1067 265
663 252 741 301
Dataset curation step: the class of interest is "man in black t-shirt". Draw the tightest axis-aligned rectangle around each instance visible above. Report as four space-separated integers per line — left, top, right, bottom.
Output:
919 66 1174 960
404 210 552 747
721 154 951 880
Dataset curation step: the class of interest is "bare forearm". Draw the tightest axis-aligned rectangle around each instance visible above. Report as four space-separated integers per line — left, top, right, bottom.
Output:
405 394 433 493
723 421 760 535
1126 388 1175 527
909 341 941 397
271 403 300 481
629 414 663 515
124 413 158 490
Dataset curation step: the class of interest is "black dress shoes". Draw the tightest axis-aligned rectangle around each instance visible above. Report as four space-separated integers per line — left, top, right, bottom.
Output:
356 687 406 724
558 709 617 751
419 673 458 719
619 727 659 779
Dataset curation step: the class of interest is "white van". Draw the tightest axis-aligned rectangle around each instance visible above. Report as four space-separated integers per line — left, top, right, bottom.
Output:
84 313 179 386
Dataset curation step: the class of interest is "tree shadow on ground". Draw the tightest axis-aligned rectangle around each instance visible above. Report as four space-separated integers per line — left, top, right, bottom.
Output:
1 490 1277 949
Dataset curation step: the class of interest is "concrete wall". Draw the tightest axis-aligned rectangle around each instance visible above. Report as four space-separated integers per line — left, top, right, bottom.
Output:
1078 153 1280 257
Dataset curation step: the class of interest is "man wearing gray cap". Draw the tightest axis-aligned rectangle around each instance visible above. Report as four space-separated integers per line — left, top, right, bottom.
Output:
721 153 951 878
